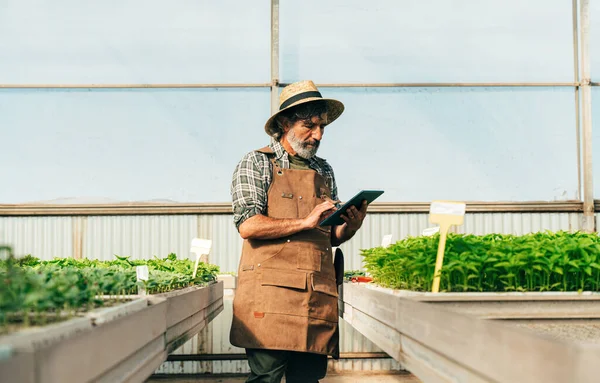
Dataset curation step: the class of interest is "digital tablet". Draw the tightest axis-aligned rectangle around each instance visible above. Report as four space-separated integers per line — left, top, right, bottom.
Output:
319 190 384 226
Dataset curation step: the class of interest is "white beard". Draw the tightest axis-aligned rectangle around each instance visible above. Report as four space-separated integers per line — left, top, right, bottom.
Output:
288 129 320 159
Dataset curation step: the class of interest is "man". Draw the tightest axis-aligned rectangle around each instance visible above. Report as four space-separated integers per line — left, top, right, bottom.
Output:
229 80 368 383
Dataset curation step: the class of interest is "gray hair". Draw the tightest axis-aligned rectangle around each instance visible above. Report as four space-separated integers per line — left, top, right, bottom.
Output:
273 117 285 140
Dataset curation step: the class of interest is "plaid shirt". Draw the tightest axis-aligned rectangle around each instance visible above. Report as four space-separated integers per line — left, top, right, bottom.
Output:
231 139 339 229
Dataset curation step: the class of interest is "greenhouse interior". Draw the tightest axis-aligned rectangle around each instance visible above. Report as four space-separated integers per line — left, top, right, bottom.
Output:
2 1 600 382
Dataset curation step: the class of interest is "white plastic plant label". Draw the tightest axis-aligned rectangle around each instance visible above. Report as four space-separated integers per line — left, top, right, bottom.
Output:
429 201 466 216
422 226 440 236
191 238 212 278
381 234 393 247
190 238 212 256
136 265 149 281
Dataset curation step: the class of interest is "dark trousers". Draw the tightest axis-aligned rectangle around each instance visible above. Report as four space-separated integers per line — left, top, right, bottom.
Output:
245 348 328 383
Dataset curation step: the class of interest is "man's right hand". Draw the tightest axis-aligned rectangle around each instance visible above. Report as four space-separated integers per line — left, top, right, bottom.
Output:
302 200 337 230
238 200 338 240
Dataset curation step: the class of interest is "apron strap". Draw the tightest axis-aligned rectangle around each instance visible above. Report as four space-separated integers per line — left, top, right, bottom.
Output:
255 146 274 154
255 145 283 174
270 157 283 175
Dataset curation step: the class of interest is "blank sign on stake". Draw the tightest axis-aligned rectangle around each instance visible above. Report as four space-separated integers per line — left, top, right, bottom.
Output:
190 238 212 279
429 201 466 293
381 234 393 248
136 265 149 296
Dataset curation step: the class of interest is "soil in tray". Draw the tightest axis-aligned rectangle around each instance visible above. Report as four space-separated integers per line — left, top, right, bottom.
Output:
513 321 600 344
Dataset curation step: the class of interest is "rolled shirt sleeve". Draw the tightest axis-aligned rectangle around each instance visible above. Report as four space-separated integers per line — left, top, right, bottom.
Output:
231 152 268 230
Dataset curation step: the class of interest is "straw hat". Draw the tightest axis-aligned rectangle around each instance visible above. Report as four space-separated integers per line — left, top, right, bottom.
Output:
264 80 345 137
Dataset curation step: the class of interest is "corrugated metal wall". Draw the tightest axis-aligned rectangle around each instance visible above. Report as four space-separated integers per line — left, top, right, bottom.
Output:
1 212 583 271
0 211 586 373
84 215 198 261
198 214 243 273
0 216 73 259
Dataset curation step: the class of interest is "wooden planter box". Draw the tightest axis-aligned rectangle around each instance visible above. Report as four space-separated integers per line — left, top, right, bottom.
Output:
388 288 600 318
0 281 224 383
341 282 600 383
150 281 224 353
0 297 156 383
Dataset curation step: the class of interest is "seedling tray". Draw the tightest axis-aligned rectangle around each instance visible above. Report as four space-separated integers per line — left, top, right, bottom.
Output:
0 281 225 383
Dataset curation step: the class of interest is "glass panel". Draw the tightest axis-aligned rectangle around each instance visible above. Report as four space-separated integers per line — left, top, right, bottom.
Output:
0 88 271 203
0 0 270 84
281 0 574 83
314 87 577 201
0 88 579 204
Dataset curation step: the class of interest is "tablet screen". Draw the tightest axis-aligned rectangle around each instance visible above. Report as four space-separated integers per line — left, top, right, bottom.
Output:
319 190 384 226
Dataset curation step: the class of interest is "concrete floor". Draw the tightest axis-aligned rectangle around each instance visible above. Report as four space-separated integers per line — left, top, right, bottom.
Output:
146 372 420 382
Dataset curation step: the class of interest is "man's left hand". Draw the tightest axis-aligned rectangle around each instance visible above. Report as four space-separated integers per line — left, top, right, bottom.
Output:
340 200 368 232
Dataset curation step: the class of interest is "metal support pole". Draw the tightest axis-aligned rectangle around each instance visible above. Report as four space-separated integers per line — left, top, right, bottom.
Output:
0 83 271 89
573 0 582 201
580 0 595 232
278 82 577 88
270 0 280 115
0 82 578 89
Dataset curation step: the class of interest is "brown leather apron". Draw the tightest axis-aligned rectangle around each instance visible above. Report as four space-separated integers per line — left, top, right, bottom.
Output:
230 146 339 357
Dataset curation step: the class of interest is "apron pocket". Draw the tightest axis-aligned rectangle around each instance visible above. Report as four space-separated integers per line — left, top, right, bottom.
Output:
296 247 322 272
311 274 338 297
251 238 290 265
257 269 308 317
261 269 307 290
309 273 339 322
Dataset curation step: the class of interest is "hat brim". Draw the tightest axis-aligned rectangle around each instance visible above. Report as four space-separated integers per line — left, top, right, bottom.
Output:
264 97 345 137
